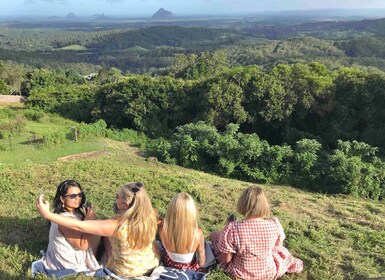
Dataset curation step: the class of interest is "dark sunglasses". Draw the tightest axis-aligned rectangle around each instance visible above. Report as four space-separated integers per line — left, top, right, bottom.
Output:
64 192 84 199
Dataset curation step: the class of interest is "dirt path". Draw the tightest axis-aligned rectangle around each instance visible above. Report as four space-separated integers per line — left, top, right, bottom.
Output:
57 150 109 161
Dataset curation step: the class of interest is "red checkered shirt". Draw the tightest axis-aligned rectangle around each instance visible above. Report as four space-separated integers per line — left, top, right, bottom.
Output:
216 217 303 280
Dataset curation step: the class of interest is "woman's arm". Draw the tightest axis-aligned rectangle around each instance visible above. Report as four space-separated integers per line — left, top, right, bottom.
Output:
59 208 99 251
37 194 117 237
196 229 206 266
220 252 233 264
59 224 91 250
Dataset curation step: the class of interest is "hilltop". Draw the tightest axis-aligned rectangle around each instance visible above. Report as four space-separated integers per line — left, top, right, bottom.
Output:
152 8 175 19
0 107 384 279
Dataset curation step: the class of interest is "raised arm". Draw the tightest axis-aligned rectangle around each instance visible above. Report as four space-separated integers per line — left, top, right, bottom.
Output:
59 207 99 251
37 194 117 237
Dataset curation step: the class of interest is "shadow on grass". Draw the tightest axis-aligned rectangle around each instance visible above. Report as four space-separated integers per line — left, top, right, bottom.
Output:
0 270 36 280
0 215 49 256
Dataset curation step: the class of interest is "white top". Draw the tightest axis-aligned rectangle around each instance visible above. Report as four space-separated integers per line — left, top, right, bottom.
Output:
42 212 100 272
165 229 196 263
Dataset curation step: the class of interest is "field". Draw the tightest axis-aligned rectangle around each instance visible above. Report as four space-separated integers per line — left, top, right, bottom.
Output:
0 107 384 279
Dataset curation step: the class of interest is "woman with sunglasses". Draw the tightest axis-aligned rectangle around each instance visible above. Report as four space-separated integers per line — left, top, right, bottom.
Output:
36 180 101 277
36 182 160 278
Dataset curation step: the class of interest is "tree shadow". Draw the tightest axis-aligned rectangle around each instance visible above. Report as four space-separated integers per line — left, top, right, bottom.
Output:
0 215 49 277
0 269 36 280
0 216 48 254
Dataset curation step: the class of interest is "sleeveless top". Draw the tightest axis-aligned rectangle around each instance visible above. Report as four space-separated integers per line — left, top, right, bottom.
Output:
106 220 160 277
42 212 100 272
165 229 196 263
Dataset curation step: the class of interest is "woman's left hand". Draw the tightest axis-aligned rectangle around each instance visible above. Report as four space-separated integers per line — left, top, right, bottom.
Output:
36 194 51 218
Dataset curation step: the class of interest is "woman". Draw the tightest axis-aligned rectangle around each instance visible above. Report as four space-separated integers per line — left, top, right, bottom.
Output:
158 192 205 271
36 182 160 278
40 180 101 273
210 185 303 280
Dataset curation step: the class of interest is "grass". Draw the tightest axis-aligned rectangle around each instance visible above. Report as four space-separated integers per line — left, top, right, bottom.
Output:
0 110 105 167
0 108 384 279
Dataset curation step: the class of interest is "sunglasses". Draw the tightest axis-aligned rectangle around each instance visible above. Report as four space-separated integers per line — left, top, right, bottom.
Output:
64 192 84 199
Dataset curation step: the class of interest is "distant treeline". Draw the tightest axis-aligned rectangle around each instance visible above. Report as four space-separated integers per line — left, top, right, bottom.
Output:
4 20 385 73
4 55 385 199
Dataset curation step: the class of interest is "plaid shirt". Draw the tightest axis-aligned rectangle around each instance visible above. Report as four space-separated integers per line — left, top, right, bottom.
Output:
217 217 303 280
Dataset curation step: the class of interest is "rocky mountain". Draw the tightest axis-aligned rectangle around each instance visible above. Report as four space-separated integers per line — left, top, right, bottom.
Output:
151 8 175 19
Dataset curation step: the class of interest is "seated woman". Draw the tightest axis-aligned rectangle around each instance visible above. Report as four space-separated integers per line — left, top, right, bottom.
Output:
36 182 160 278
158 192 205 271
34 180 101 277
210 185 303 280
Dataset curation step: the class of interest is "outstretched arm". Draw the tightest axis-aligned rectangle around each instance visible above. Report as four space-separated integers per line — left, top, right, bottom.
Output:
37 194 117 237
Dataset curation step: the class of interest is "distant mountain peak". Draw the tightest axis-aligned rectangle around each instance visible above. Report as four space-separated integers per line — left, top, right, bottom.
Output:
91 13 109 20
151 8 175 19
66 12 77 20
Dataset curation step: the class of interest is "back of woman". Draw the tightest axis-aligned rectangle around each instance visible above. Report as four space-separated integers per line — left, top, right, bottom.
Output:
159 192 205 271
211 185 303 280
217 218 283 279
106 182 160 277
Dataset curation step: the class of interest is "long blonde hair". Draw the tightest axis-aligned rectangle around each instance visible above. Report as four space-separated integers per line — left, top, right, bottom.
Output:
163 192 198 253
237 185 271 219
117 182 157 250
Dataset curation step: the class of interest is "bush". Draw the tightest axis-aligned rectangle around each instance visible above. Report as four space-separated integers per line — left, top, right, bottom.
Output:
0 108 16 119
39 131 67 149
105 128 147 147
0 114 27 135
322 140 385 199
75 119 107 140
289 139 323 188
146 137 175 164
22 109 44 122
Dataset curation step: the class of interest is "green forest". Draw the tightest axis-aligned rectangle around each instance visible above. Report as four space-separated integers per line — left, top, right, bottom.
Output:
3 15 385 199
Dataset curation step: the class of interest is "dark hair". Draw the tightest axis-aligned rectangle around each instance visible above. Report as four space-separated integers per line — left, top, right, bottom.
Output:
53 180 87 220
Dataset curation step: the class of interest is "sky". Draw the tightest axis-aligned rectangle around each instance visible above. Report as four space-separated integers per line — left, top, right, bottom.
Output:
2 0 385 17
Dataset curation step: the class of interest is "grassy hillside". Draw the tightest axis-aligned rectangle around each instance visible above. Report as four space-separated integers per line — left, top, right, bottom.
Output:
0 108 384 279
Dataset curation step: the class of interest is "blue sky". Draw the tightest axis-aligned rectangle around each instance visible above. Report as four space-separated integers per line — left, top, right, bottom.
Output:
2 0 385 17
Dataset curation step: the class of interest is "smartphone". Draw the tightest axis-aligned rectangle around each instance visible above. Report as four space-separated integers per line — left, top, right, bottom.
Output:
227 214 236 222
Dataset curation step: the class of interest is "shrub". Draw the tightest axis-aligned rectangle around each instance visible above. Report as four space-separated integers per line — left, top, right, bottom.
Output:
39 131 67 149
22 109 44 122
75 119 107 140
0 114 27 135
105 128 147 147
289 139 323 188
146 137 175 164
0 108 16 119
322 140 385 199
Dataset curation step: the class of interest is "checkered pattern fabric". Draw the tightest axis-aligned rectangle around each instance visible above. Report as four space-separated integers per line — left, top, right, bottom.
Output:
215 217 303 280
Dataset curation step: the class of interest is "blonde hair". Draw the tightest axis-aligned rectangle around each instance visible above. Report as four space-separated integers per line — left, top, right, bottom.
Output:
117 182 157 250
237 185 271 219
163 193 198 253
